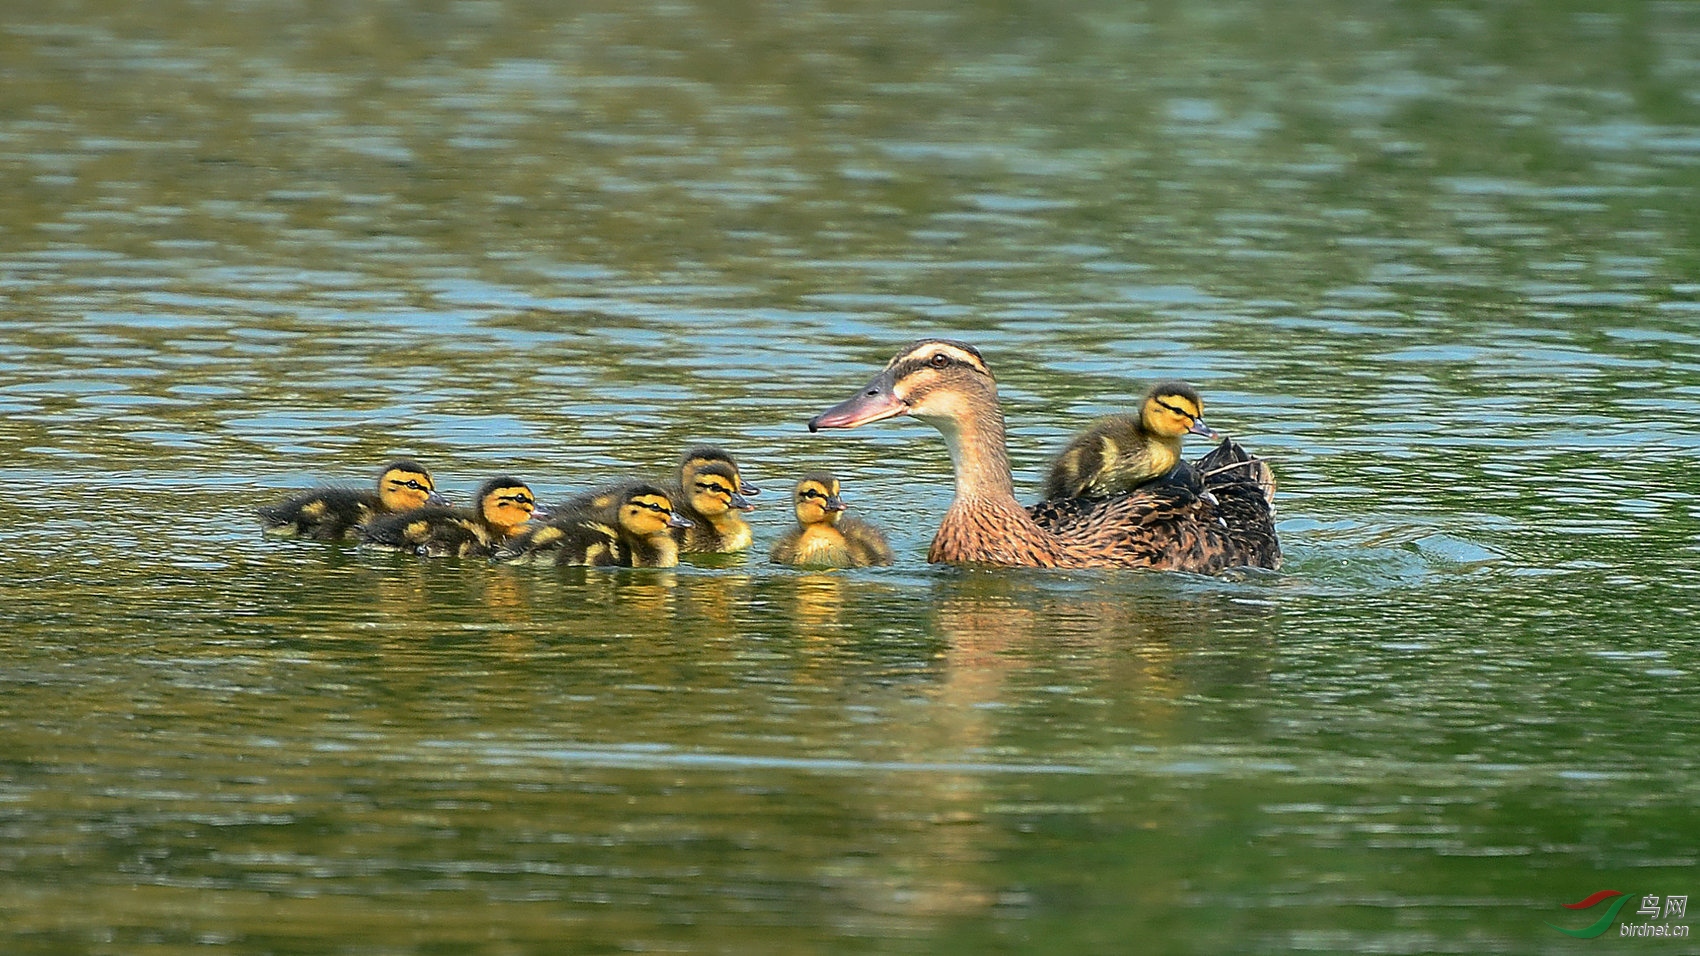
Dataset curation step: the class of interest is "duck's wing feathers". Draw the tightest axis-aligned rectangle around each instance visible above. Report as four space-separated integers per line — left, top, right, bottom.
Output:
358 506 492 556
1193 439 1281 569
552 481 641 520
838 516 895 566
257 487 377 540
493 515 625 566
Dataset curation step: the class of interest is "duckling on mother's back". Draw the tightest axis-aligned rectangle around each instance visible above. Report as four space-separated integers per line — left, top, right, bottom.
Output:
257 459 445 540
1042 382 1218 500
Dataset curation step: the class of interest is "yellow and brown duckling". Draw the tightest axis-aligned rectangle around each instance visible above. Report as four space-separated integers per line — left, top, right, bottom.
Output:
770 473 894 569
493 484 691 568
672 458 756 553
808 338 1280 573
1042 382 1219 500
257 458 445 540
558 446 760 554
358 476 542 557
680 446 760 499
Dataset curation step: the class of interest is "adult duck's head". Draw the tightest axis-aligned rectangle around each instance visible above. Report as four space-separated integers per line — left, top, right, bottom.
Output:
807 339 998 435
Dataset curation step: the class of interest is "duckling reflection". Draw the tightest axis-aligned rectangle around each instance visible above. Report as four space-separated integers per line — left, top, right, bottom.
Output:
257 458 446 540
676 572 754 632
496 558 680 626
790 573 847 637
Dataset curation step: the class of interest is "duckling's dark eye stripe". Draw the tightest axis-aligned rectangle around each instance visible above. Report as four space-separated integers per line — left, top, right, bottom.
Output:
1155 399 1195 420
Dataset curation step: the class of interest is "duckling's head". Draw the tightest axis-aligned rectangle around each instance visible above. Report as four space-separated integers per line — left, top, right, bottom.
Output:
808 339 996 433
687 461 755 518
616 485 694 538
1140 382 1219 441
681 446 760 497
792 472 846 526
475 477 543 535
377 459 447 511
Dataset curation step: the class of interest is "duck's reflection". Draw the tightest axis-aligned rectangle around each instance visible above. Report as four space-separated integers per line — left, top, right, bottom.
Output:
811 571 1278 925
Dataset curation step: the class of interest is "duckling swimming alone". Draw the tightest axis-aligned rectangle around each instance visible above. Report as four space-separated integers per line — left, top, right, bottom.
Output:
257 459 445 540
493 484 691 568
770 472 894 569
358 476 541 557
1042 382 1219 500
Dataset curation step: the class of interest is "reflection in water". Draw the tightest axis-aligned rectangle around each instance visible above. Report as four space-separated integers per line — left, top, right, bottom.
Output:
789 572 848 639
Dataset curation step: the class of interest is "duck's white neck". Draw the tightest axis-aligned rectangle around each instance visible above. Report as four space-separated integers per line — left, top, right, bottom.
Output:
925 406 1019 506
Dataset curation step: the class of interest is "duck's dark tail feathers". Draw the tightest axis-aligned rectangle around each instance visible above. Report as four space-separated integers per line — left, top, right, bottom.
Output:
1196 439 1276 506
1194 439 1281 569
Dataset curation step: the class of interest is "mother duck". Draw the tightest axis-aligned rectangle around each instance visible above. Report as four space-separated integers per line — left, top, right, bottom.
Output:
807 339 1280 572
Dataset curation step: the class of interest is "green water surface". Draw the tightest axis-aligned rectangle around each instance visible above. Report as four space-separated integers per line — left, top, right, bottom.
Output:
2 1 1698 953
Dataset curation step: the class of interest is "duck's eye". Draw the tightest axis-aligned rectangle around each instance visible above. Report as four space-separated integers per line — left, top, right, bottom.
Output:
929 353 950 369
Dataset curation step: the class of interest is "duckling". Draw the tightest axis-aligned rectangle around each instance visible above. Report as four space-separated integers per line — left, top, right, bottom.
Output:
808 339 1280 572
672 459 756 553
770 473 894 569
680 445 760 498
493 484 691 568
1042 382 1220 501
558 446 760 553
257 459 445 540
358 476 542 557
